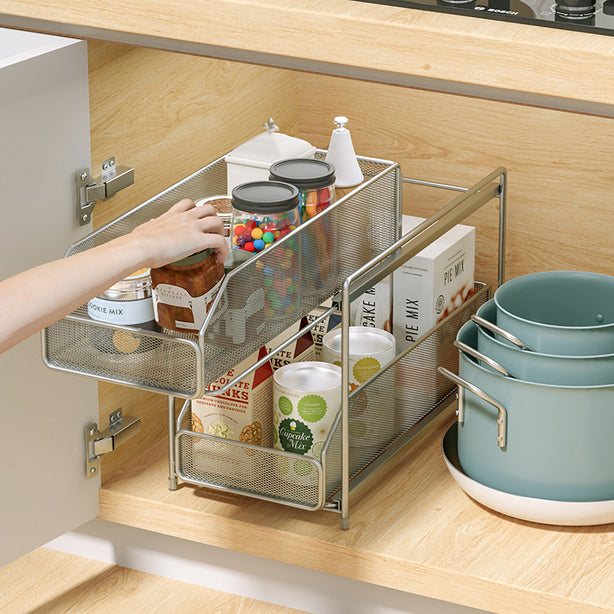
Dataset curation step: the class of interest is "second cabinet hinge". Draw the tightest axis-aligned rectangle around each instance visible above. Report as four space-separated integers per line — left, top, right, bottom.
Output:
85 409 141 478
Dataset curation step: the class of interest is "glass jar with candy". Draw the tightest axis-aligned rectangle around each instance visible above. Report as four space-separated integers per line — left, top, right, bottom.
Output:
231 181 301 321
269 158 335 222
230 181 300 253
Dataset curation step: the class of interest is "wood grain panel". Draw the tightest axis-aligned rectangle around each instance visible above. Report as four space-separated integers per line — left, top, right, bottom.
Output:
3 0 614 107
87 41 300 481
0 547 308 613
91 45 614 482
88 40 299 229
98 415 614 614
297 73 614 288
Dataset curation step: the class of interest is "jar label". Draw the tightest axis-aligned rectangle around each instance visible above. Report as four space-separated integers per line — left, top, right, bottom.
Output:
152 277 224 331
88 296 155 326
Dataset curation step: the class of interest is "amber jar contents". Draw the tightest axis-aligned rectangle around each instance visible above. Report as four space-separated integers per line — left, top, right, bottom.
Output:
150 249 225 334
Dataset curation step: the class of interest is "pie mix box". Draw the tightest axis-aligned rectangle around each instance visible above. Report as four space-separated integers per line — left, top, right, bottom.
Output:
393 216 475 424
393 215 475 352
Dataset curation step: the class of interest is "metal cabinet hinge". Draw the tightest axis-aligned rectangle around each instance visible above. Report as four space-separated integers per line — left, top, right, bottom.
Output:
77 157 135 226
85 409 141 478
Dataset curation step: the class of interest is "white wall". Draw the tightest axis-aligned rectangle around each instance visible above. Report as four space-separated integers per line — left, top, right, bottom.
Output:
47 519 491 614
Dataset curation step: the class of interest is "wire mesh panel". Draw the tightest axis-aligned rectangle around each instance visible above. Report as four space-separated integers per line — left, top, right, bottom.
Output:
172 284 488 509
324 283 490 502
43 153 400 398
176 404 323 509
43 308 202 397
199 156 400 387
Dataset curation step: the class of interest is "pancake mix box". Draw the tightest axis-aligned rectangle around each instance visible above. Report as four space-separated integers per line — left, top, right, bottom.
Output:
393 215 475 352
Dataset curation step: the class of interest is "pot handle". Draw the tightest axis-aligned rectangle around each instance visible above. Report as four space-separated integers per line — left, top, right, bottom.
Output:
454 339 518 379
438 366 507 448
471 314 534 351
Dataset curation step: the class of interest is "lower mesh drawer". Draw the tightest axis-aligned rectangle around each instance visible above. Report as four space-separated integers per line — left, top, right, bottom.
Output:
176 408 325 510
174 283 489 511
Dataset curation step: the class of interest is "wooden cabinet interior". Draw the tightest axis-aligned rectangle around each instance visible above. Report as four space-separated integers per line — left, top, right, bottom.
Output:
89 40 614 485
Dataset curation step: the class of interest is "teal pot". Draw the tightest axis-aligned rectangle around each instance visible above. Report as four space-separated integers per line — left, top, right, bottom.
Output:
472 300 614 386
438 320 614 502
494 271 614 356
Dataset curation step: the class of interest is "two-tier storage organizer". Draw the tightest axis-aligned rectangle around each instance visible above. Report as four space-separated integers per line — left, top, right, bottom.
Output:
43 151 506 529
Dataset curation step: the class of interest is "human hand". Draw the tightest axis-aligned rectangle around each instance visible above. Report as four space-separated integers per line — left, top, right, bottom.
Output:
128 198 229 268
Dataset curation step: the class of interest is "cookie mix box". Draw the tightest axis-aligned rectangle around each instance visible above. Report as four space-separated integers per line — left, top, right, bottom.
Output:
393 215 475 352
191 345 273 448
267 316 316 370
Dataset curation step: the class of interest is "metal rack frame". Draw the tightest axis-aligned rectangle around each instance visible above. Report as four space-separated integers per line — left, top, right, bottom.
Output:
42 152 506 529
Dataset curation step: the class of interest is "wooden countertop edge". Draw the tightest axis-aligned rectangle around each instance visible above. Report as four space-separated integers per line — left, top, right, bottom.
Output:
1 0 614 106
98 489 612 614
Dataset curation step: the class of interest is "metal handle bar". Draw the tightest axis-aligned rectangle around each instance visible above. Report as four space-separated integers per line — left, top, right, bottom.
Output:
437 367 507 448
454 339 518 379
471 314 534 351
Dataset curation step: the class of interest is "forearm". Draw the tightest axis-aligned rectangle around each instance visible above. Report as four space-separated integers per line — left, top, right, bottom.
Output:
0 198 228 355
0 234 149 354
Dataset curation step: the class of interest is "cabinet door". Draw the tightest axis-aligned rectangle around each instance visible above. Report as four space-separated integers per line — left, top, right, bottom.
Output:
0 29 99 566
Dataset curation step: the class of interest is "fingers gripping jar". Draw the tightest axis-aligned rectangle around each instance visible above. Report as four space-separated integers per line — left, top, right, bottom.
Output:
150 249 225 334
268 158 336 222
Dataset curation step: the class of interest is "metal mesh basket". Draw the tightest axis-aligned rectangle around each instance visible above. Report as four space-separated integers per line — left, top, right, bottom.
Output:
176 404 324 509
176 283 489 510
43 153 400 398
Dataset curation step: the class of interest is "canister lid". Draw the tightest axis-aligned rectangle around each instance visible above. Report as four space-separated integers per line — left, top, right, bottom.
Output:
231 181 300 213
170 248 213 267
98 268 152 300
269 159 336 190
224 122 316 168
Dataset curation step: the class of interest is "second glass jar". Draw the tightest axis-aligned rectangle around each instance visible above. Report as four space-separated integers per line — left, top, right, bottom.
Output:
269 158 336 222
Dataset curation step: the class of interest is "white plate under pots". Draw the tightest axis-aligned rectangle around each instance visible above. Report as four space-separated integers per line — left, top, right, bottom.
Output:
442 422 614 526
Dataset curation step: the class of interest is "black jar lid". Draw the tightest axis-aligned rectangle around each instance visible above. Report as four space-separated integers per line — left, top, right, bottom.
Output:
269 159 336 190
231 181 300 214
170 248 213 267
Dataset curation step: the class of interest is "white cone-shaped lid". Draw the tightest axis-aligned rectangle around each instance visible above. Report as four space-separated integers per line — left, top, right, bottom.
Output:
324 116 364 188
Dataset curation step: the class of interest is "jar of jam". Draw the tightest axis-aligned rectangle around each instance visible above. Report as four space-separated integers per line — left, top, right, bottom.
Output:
150 249 225 334
269 159 335 222
230 181 300 253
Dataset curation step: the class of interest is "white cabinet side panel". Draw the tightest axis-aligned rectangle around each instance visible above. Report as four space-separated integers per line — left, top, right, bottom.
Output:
0 32 99 566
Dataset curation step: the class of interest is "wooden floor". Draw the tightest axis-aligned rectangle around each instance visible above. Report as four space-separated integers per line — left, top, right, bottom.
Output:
0 547 307 614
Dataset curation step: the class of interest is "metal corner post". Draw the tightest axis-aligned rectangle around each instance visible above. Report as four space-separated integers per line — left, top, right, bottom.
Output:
168 395 178 490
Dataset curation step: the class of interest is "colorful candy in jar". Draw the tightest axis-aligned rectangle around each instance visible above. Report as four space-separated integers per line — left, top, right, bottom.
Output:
232 214 297 252
230 181 301 252
268 158 336 222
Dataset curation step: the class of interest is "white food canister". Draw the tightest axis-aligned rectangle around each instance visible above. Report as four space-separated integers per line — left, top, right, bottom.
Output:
273 361 342 460
87 268 157 354
321 326 396 387
322 327 396 450
224 119 316 192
